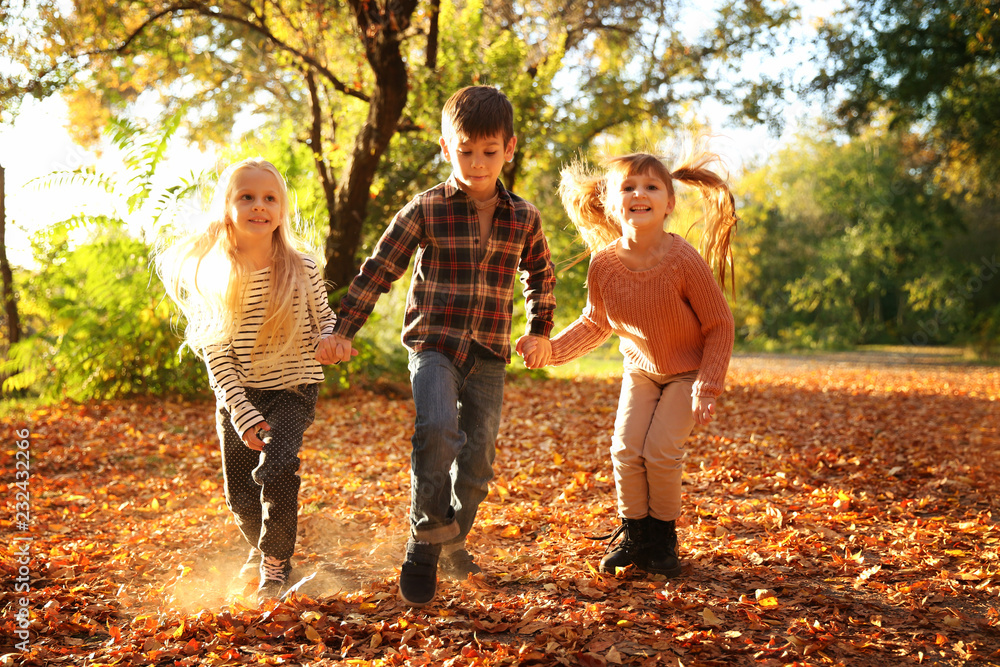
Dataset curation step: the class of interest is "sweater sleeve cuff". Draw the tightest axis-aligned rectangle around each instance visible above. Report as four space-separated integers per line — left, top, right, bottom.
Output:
320 320 336 339
691 381 722 399
231 399 264 438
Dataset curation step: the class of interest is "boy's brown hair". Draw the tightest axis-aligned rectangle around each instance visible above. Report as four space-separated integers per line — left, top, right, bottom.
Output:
441 85 515 144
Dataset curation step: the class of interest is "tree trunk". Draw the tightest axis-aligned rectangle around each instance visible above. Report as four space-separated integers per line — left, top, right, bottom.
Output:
426 0 441 69
0 164 22 347
502 150 522 193
324 0 418 292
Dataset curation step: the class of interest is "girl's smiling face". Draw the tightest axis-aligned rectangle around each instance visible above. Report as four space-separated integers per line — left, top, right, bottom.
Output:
226 167 284 248
609 169 676 231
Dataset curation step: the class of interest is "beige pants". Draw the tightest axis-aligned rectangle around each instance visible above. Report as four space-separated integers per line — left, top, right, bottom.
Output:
612 368 698 522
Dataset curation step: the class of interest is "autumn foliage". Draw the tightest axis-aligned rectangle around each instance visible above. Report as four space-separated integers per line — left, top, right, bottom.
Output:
2 355 998 666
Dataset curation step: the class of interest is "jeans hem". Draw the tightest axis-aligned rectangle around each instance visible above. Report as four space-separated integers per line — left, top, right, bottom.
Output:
413 521 461 545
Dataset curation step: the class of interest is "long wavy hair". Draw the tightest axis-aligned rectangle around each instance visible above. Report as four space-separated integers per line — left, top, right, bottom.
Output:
156 158 323 367
559 148 738 291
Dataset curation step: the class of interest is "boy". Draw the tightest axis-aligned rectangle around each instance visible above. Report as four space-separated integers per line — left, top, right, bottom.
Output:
325 86 556 606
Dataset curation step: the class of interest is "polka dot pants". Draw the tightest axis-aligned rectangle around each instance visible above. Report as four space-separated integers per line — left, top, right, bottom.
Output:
215 383 319 560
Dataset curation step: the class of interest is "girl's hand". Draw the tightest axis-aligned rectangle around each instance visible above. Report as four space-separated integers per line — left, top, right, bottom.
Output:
243 421 271 451
523 336 552 369
515 335 551 369
317 334 357 365
692 396 716 425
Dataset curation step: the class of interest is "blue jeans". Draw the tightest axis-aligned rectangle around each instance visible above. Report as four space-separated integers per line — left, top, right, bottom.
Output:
407 348 506 545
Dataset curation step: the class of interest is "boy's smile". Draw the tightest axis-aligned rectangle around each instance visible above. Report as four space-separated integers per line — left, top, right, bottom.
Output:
439 132 517 201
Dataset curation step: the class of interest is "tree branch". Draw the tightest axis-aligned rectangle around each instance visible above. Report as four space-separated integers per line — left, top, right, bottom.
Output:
99 1 371 104
303 68 338 208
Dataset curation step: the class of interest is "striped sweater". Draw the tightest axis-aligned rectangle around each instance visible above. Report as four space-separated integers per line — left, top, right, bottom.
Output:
206 256 336 436
550 234 734 398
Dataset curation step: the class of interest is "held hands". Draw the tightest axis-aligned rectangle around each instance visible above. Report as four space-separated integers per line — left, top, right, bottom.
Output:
515 335 552 369
316 334 358 365
243 421 270 451
692 396 716 426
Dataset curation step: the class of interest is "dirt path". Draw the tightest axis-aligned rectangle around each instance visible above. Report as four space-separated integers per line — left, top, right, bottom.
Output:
732 346 991 371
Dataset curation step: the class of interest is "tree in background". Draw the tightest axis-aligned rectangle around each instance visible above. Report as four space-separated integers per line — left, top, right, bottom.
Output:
811 0 1000 197
0 118 209 400
1 0 797 291
734 125 1000 352
662 0 1000 355
0 165 20 351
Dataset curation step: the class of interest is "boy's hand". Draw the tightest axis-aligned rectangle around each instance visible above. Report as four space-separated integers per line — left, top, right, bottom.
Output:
517 335 551 369
692 396 716 425
317 334 358 365
242 421 270 451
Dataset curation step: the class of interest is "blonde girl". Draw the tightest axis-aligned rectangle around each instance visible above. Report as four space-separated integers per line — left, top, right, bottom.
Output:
518 150 736 576
157 158 342 600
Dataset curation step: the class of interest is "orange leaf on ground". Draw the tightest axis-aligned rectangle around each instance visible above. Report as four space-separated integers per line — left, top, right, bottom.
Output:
3 352 997 667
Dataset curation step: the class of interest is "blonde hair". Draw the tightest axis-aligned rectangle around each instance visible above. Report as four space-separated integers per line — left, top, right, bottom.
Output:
156 158 324 367
559 150 738 291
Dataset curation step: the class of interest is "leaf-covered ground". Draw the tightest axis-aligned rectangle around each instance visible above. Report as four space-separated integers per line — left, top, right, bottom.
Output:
2 354 999 666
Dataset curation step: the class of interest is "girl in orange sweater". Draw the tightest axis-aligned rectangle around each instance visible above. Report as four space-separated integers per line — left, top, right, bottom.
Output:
518 150 737 576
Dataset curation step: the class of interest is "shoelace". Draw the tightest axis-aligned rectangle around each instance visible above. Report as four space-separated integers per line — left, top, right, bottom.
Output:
587 523 633 555
261 556 288 583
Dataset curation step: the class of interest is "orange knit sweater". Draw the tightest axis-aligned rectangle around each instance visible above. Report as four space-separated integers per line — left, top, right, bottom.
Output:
550 234 734 398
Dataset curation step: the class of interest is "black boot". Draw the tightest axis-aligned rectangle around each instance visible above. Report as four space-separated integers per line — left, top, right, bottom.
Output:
642 517 682 577
399 540 441 606
597 517 648 573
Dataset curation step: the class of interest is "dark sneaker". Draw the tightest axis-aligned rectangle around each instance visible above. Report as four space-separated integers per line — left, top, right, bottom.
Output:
643 517 682 578
440 548 482 579
595 517 648 573
256 555 292 601
239 547 263 582
399 541 441 607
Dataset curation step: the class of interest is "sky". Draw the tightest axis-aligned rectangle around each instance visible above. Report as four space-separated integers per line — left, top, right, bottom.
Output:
0 0 839 268
0 96 218 265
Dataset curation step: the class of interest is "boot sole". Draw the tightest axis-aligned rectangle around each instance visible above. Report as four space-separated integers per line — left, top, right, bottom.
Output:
398 566 438 606
640 563 682 578
398 586 436 607
599 563 634 574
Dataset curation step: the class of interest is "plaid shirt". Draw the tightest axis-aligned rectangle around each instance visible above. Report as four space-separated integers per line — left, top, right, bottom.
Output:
334 175 556 366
